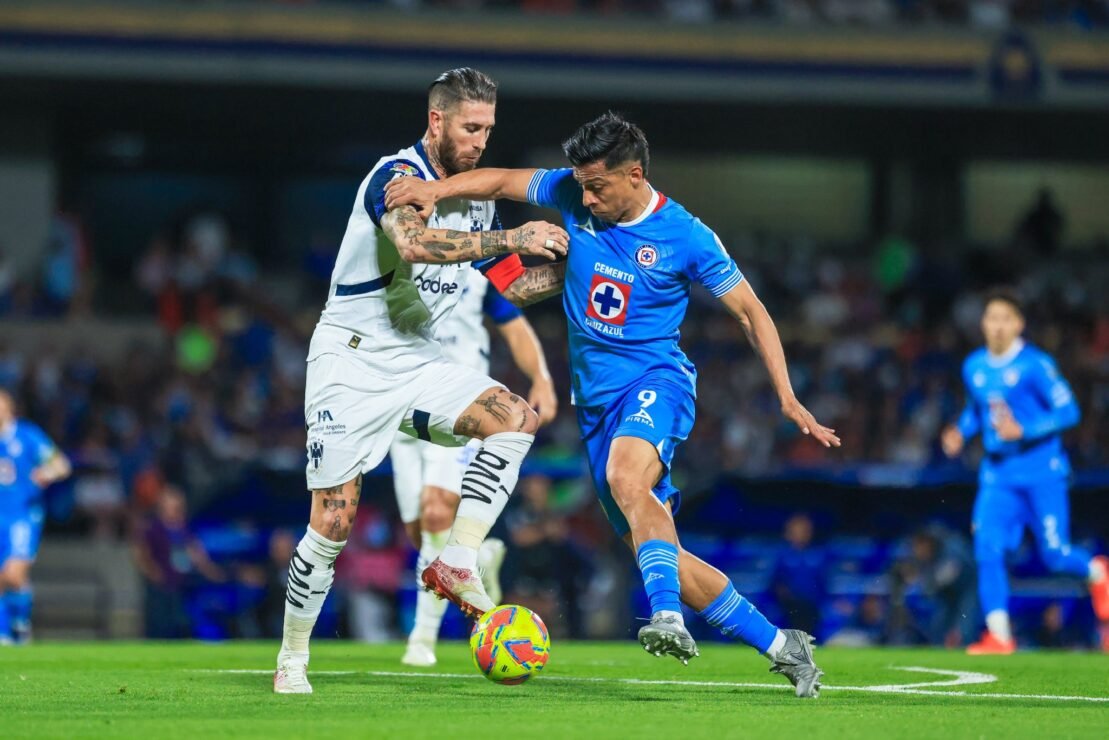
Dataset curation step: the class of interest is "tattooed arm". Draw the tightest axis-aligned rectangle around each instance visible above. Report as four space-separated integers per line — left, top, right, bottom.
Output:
500 261 567 307
385 168 536 217
380 205 568 264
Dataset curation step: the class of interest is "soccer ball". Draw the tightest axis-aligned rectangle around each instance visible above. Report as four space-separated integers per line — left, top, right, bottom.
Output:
470 605 550 684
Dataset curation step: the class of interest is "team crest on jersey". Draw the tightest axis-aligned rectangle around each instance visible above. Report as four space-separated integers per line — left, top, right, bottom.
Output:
390 162 420 178
587 274 631 326
635 244 659 269
1003 369 1021 386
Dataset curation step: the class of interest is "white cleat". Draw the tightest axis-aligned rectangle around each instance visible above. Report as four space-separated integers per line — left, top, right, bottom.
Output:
401 639 438 667
274 661 313 694
478 537 507 606
421 558 495 619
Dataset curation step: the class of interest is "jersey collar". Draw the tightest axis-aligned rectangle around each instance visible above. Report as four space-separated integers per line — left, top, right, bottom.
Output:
616 185 664 228
414 140 440 181
986 337 1025 367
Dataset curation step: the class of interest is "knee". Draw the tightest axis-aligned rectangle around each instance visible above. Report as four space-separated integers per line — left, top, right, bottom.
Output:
513 395 539 436
605 466 642 509
420 487 457 533
311 479 361 542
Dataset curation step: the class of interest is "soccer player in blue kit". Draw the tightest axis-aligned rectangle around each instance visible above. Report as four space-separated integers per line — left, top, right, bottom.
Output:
941 290 1109 654
387 112 840 697
0 389 72 644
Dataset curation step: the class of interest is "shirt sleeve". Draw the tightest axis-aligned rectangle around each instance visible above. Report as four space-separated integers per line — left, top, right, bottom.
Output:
688 225 744 298
27 423 58 464
956 360 982 440
1021 354 1081 440
526 168 580 212
363 159 426 228
482 283 523 325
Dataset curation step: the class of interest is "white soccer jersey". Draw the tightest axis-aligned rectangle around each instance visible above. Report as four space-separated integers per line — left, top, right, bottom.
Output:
437 271 491 372
307 141 498 374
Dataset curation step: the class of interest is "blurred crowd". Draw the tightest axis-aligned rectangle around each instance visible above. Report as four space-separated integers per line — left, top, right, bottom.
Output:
223 0 1109 30
1 191 1106 645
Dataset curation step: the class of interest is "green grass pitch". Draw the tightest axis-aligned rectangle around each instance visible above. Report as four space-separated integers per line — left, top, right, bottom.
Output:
1 641 1106 739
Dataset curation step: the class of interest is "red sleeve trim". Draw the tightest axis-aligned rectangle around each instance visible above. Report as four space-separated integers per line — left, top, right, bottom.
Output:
483 254 526 293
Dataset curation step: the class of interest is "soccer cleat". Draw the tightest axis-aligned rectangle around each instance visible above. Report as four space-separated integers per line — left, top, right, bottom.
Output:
769 630 824 698
401 638 437 668
966 631 1016 655
478 537 507 607
1089 555 1109 621
273 660 313 694
421 558 494 620
637 614 699 665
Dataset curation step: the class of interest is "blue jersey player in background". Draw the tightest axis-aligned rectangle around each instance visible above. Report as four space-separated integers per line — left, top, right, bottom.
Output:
942 290 1109 654
0 388 71 644
386 112 840 698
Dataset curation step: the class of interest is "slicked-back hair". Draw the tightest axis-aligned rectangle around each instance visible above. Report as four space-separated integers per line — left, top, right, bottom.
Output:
562 111 650 175
427 68 498 113
985 287 1025 317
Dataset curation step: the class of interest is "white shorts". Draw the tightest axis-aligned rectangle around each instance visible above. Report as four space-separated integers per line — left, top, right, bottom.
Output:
304 351 498 490
389 433 481 523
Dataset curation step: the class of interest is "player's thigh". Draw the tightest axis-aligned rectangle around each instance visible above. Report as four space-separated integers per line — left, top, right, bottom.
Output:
1024 479 1074 552
389 433 425 525
305 353 412 492
309 475 363 541
399 360 535 445
605 380 694 512
971 484 1025 560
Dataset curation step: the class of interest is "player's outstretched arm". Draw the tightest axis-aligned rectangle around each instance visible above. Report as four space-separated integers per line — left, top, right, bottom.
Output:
496 315 559 426
384 168 538 218
719 280 841 449
500 261 566 309
381 205 567 264
31 449 71 488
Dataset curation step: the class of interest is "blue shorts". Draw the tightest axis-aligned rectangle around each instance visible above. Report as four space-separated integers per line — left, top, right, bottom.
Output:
576 376 696 537
0 511 44 562
971 479 1070 559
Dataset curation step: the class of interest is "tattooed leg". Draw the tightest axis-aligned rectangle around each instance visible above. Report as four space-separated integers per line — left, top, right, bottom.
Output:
278 474 361 672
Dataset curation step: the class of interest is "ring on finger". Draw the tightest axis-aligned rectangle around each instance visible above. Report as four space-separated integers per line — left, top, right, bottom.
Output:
544 239 555 249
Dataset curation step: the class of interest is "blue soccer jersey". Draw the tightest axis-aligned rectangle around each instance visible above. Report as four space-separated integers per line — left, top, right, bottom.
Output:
956 340 1079 486
0 420 55 521
526 168 743 407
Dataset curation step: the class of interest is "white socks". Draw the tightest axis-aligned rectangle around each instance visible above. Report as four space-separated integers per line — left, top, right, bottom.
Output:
1090 558 1107 583
278 526 346 665
986 609 1012 642
439 432 532 570
764 629 787 661
410 530 450 644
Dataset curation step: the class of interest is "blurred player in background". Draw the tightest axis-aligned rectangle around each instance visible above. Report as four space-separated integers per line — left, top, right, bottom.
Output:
391 270 558 667
942 289 1109 654
0 389 72 645
275 68 569 693
386 111 839 698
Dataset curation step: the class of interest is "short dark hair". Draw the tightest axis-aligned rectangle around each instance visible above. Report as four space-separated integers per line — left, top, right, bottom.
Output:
428 68 497 112
562 111 650 175
984 286 1024 316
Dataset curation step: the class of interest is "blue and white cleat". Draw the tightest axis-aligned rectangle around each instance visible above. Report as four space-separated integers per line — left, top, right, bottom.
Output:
638 614 699 665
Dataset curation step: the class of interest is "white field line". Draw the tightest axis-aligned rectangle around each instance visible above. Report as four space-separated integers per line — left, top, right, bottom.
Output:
200 666 1109 703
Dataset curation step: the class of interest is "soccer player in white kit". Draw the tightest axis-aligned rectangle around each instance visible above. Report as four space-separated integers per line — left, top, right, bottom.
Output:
391 271 558 667
274 68 568 694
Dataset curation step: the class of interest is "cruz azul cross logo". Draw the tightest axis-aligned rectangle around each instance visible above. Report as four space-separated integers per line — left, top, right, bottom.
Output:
587 275 631 326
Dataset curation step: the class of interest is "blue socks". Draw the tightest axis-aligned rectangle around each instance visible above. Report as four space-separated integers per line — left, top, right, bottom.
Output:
636 540 682 616
699 580 779 654
7 589 32 637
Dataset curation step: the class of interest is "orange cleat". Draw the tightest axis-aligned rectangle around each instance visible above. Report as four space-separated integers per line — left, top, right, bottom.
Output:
1089 555 1109 621
966 631 1016 655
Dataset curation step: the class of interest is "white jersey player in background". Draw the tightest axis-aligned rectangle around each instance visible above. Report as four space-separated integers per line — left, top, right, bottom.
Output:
392 271 558 667
275 68 569 694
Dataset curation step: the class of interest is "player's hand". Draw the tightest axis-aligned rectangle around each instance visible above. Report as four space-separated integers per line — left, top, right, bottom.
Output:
30 467 51 488
508 222 569 260
940 425 964 458
384 176 439 221
781 397 840 448
528 376 558 427
991 402 1024 441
